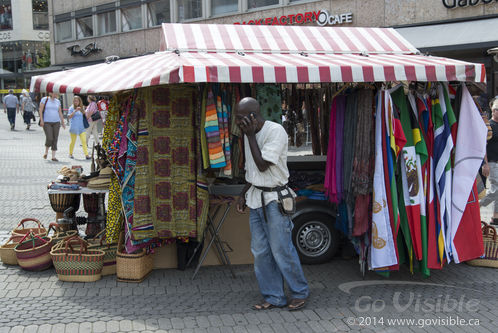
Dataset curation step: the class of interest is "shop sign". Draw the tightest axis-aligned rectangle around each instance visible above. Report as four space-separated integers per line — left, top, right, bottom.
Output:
234 10 353 26
0 31 12 41
37 32 50 40
67 42 101 57
442 0 498 8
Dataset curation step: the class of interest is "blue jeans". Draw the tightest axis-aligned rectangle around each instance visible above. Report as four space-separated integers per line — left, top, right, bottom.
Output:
250 201 309 306
7 108 16 126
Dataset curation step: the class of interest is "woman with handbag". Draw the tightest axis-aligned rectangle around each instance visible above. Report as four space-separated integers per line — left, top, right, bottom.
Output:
68 96 90 159
20 89 35 130
85 95 100 148
39 92 65 161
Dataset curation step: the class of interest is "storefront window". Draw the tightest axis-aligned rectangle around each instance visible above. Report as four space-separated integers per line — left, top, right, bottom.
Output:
121 5 142 31
0 0 12 30
32 0 48 30
76 16 93 39
56 20 72 42
147 0 170 26
212 0 238 16
178 0 202 21
248 0 278 10
97 11 117 35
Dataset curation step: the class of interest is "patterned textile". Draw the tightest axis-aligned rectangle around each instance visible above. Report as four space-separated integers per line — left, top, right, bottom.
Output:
205 88 226 168
133 85 208 240
218 90 232 177
105 174 123 243
200 86 210 169
256 84 282 124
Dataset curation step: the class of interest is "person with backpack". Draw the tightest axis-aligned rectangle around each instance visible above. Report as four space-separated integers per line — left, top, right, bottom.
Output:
20 89 35 130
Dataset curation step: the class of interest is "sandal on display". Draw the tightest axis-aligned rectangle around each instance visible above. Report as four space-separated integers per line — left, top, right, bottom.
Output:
288 299 306 311
252 301 283 311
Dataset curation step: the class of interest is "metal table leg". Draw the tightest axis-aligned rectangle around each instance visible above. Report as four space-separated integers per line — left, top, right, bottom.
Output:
191 202 235 280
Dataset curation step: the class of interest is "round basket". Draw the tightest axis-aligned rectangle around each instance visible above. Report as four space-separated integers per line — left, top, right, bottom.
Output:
14 233 53 271
0 237 19 265
87 230 117 276
11 218 47 243
50 236 105 282
47 223 78 248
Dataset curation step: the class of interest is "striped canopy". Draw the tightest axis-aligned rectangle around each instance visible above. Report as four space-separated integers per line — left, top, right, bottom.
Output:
31 23 486 93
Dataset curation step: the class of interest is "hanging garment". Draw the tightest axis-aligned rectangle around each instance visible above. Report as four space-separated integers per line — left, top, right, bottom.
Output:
133 85 208 240
432 84 456 264
450 84 486 263
200 86 210 169
205 89 226 168
324 95 344 203
342 91 358 205
334 94 346 202
255 84 282 124
105 174 123 244
369 91 398 270
218 89 232 177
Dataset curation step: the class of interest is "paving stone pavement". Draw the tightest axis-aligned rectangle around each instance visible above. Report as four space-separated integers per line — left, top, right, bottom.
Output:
1 111 498 333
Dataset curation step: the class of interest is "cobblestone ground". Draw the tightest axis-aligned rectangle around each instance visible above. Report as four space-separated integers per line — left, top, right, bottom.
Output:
1 111 498 333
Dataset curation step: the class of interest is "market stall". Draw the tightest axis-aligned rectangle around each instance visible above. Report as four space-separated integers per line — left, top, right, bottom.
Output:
29 23 488 278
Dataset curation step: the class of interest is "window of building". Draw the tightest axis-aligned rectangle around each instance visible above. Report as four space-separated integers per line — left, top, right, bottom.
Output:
97 3 117 35
0 0 12 30
56 20 72 42
248 0 278 10
121 0 142 31
147 0 170 26
177 0 202 21
76 15 93 39
212 0 237 16
32 0 48 30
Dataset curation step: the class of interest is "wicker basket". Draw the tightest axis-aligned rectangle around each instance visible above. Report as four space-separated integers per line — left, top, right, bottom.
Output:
467 222 498 268
14 232 53 271
51 236 105 282
48 223 78 248
87 230 117 276
116 232 153 283
0 237 19 265
11 218 47 242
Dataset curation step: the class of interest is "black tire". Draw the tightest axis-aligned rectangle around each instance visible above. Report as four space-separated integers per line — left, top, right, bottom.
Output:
292 212 339 265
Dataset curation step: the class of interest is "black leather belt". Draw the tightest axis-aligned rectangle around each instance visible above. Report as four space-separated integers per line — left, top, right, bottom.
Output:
253 184 288 223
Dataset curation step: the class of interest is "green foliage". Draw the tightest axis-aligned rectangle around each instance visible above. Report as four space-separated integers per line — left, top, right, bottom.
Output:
36 43 51 68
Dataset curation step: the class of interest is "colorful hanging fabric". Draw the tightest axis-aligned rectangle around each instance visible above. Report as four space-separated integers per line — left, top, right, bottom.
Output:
369 90 398 270
105 174 123 244
218 89 232 176
205 88 226 168
335 94 345 203
133 85 208 240
324 95 345 203
342 91 358 205
200 86 210 170
432 84 456 265
449 84 486 263
255 84 282 124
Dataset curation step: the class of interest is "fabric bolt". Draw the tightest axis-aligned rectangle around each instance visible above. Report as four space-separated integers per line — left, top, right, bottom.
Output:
342 91 358 205
133 85 208 240
255 84 282 124
205 88 226 168
68 106 86 135
249 201 309 307
41 97 61 123
69 133 89 156
43 122 61 150
335 94 346 202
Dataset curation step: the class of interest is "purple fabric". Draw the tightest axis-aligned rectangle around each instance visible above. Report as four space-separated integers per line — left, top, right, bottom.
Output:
335 95 346 202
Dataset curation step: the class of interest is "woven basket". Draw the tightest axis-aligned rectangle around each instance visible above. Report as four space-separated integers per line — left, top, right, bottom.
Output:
48 223 78 248
14 232 53 271
116 232 152 283
87 230 117 276
50 236 105 282
467 222 498 268
0 237 19 265
11 218 47 242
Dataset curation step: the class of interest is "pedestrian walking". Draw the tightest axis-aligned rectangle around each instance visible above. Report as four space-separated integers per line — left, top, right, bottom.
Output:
85 95 100 148
235 97 309 311
68 95 90 160
3 89 19 130
20 89 35 130
481 99 498 224
39 92 65 161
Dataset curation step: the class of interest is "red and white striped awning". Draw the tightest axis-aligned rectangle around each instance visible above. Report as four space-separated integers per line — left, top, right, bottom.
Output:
31 23 486 93
159 23 419 55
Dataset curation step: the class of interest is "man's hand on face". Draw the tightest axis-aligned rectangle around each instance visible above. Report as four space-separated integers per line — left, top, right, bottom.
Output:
239 114 258 136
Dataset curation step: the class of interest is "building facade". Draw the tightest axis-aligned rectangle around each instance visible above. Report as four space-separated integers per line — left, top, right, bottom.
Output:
0 0 49 90
50 0 498 97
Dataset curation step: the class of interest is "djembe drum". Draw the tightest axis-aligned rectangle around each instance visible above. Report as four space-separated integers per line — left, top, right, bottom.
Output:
48 193 81 229
83 194 102 238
